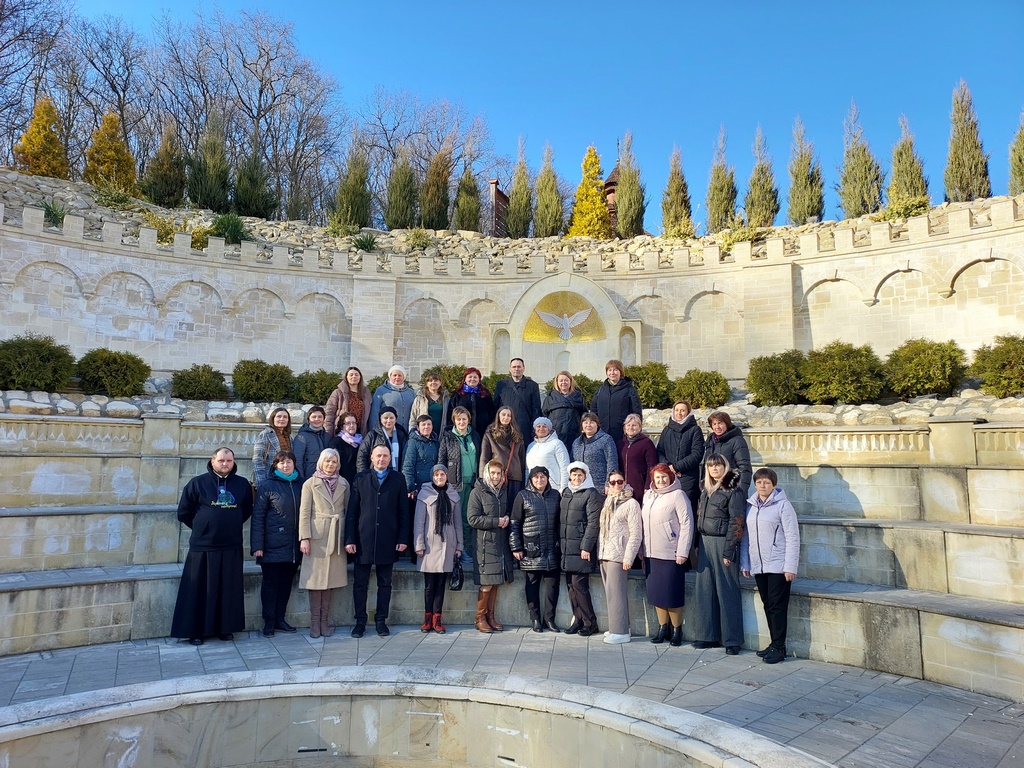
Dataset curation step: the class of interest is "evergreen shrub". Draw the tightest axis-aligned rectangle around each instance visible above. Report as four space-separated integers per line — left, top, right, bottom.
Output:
212 213 248 244
800 341 884 404
884 339 966 398
672 369 731 409
233 359 295 402
0 334 76 391
171 364 230 400
366 371 389 394
406 228 431 250
77 349 151 397
295 370 342 406
746 350 806 406
624 362 673 409
970 335 1024 397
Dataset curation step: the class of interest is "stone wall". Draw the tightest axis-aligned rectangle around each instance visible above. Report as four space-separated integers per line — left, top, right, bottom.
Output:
2 172 1023 385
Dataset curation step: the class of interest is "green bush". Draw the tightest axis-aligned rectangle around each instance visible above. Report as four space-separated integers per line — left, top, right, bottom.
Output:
801 341 884 404
93 179 136 210
970 335 1024 397
884 339 966 398
875 194 931 222
366 371 389 394
171 364 230 400
77 349 151 397
672 369 732 409
41 198 67 227
746 349 806 406
353 233 377 252
294 369 341 406
211 213 249 245
0 333 76 391
424 364 468 394
232 359 295 402
624 362 674 409
407 228 432 251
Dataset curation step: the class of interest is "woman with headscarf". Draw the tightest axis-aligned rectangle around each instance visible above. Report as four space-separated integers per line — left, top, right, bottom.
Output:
468 459 515 633
559 461 603 637
328 412 361 484
293 406 331 481
641 463 694 648
510 465 562 632
480 406 526 501
251 450 303 638
598 469 642 644
298 448 350 639
409 371 450 434
253 407 292 485
414 464 463 633
525 416 571 492
447 367 494 440
542 370 587 453
325 366 372 436
438 405 481 566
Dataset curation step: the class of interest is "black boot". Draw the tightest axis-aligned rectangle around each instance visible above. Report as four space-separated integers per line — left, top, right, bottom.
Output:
669 625 683 646
650 623 671 644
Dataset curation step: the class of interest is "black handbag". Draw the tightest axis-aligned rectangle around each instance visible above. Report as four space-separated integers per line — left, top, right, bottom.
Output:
449 560 464 591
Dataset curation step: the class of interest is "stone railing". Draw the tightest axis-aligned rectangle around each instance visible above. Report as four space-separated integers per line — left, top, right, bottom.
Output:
746 425 931 465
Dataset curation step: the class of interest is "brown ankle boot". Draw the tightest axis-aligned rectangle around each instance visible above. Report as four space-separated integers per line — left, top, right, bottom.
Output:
421 612 433 632
308 591 322 639
432 613 446 634
475 589 492 633
486 586 504 631
320 589 334 637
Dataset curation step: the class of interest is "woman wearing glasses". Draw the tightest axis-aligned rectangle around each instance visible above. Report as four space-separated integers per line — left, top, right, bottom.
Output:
597 469 642 644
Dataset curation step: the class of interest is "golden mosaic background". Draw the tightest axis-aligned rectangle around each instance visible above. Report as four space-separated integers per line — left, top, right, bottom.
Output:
523 291 606 343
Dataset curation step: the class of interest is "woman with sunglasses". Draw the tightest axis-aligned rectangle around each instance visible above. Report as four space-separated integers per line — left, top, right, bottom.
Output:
597 470 642 644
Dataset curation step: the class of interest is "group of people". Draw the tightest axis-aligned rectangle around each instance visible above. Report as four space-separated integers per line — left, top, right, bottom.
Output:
170 358 799 664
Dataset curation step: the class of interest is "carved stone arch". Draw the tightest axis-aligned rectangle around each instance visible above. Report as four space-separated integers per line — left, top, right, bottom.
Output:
230 287 287 317
293 292 352 370
90 270 157 305
678 283 742 322
14 259 86 297
799 271 873 308
160 278 228 311
454 294 513 329
395 297 451 379
943 248 1024 297
296 290 350 320
869 260 947 304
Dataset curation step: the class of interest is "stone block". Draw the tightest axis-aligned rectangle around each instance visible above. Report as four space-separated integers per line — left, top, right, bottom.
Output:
920 466 969 523
920 612 1024 702
886 527 947 592
968 468 1024 526
23 205 45 232
945 531 1024 602
64 214 85 240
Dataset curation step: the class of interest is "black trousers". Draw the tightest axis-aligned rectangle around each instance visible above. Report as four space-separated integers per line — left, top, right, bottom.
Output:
754 572 792 648
565 572 597 628
423 572 448 613
259 562 298 624
523 569 559 623
352 563 394 624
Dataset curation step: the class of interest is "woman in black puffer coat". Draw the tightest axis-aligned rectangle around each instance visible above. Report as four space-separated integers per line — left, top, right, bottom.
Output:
559 461 603 636
658 400 705 512
251 450 303 637
701 411 752 496
510 465 562 632
468 460 516 633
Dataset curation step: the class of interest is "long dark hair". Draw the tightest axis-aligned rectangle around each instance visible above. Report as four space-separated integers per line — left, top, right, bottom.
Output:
344 366 370 399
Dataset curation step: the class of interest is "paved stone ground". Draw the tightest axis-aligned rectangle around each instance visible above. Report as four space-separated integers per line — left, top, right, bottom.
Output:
1 626 1022 768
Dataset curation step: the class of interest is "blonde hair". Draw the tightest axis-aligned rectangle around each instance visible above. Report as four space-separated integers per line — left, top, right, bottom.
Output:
703 454 731 495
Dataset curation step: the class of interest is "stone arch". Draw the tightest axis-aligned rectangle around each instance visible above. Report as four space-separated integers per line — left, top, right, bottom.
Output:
395 297 450 380
797 277 875 350
161 279 227 310
10 262 88 343
677 284 743 322
675 289 745 377
869 260 948 305
627 294 673 368
159 281 226 368
293 293 352 371
944 249 1024 297
800 272 873 307
87 271 159 340
619 327 637 366
456 296 511 329
14 260 85 298
493 329 511 374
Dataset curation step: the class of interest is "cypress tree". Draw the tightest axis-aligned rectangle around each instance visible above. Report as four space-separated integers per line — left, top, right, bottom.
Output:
420 147 452 230
13 96 70 180
744 126 780 228
943 80 991 202
83 112 137 190
837 102 885 219
234 143 278 219
615 131 647 238
384 149 418 230
533 143 564 238
333 143 372 228
661 147 693 238
140 121 187 208
705 127 737 235
187 121 231 213
1008 114 1024 197
787 117 824 226
452 165 481 232
506 140 533 238
888 115 929 201
566 145 613 238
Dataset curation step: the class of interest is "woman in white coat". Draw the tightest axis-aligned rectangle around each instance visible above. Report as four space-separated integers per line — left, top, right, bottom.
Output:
525 416 570 491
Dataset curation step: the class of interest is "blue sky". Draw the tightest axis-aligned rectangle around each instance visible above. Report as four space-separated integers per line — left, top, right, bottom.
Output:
77 0 1024 232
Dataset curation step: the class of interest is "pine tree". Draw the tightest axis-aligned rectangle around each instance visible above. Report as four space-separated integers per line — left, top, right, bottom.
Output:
83 112 137 190
420 147 452 230
140 121 187 208
453 165 481 232
566 145 613 238
1008 114 1024 197
187 121 231 213
944 80 991 202
744 126 780 228
661 148 693 238
787 117 824 226
615 132 647 238
234 146 277 219
333 143 372 228
384 149 418 230
888 115 929 201
836 102 884 219
533 143 564 238
506 139 533 238
12 96 70 180
705 127 737 234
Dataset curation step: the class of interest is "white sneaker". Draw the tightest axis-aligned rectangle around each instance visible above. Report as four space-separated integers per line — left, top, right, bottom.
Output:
603 633 630 645
603 630 610 637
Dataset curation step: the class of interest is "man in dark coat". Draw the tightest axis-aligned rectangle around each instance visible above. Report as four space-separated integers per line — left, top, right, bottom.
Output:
345 444 411 637
171 447 254 645
494 358 542 441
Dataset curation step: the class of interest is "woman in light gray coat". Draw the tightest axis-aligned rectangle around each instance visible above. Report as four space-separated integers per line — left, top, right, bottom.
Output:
597 469 642 645
414 465 464 634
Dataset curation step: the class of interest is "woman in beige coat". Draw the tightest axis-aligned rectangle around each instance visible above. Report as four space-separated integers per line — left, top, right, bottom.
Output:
414 465 464 634
299 448 350 638
598 469 642 645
